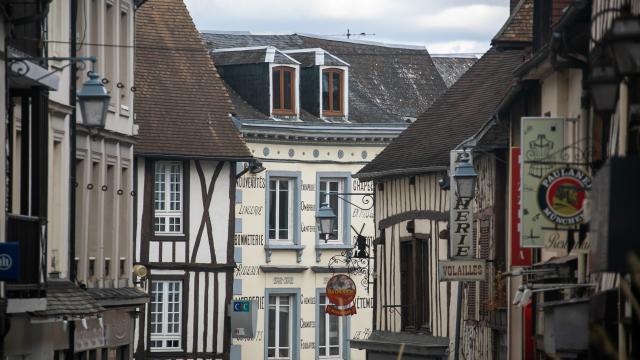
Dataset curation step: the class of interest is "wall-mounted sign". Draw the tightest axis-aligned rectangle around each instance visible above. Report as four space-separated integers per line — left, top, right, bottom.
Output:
510 148 532 266
521 117 565 247
450 149 474 259
233 300 251 312
325 274 357 316
537 167 591 226
544 230 591 252
0 242 20 281
438 259 487 282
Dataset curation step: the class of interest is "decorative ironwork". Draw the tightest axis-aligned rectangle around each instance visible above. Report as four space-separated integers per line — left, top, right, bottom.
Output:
524 137 593 167
8 56 96 83
331 192 374 211
327 224 374 293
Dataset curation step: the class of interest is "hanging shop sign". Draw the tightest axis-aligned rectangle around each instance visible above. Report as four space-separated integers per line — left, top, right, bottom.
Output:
520 117 565 247
438 259 487 282
510 148 532 266
449 149 474 259
537 167 591 226
325 274 357 316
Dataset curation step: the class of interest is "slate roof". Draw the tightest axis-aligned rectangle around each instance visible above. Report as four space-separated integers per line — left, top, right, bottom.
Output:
431 56 477 88
87 287 149 301
211 47 300 66
356 48 526 180
202 33 448 124
492 0 534 45
134 0 251 159
32 280 104 318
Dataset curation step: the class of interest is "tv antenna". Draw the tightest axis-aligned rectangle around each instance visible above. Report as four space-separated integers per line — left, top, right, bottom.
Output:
344 29 376 39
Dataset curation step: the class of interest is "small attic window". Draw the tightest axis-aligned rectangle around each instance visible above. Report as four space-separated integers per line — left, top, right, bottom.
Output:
322 68 344 116
272 66 296 115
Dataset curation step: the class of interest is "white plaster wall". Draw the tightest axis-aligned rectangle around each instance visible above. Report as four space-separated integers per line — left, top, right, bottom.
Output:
234 141 384 360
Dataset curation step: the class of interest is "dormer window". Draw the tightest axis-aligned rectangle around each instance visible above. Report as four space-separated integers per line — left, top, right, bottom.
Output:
272 66 296 115
322 68 344 116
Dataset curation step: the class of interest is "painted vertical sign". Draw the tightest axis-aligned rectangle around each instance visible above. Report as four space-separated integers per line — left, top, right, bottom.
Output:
520 117 565 247
450 149 474 258
510 148 532 266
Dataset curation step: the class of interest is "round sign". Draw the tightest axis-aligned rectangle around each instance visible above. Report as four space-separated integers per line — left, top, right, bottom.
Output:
537 167 591 226
326 274 356 306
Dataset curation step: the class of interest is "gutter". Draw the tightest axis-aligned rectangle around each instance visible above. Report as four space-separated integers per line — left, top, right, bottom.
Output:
133 153 253 162
354 165 448 182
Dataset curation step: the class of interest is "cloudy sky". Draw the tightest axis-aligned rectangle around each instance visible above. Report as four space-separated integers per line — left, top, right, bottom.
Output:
184 0 511 55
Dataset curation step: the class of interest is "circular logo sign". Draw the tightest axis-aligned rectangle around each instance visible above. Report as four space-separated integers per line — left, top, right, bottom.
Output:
326 274 356 306
0 254 12 271
537 167 591 226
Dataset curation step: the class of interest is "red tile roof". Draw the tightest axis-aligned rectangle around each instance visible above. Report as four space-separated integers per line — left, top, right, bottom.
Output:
134 0 251 159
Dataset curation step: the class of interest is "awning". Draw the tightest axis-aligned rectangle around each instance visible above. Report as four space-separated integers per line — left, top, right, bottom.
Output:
87 287 149 307
350 330 449 358
8 47 59 90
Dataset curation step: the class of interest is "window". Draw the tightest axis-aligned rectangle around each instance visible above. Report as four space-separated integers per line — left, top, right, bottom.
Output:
267 295 292 359
318 179 343 242
322 69 344 116
150 280 182 351
318 294 342 359
268 178 294 242
272 66 296 115
400 237 430 331
154 162 183 235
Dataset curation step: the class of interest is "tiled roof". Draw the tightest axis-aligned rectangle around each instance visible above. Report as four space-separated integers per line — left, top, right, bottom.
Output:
31 280 104 318
134 0 251 159
87 287 149 301
356 48 526 180
431 56 477 88
202 33 447 124
492 0 534 45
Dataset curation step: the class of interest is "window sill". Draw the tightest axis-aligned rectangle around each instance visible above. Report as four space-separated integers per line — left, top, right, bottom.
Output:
152 234 187 241
315 243 353 262
264 244 305 263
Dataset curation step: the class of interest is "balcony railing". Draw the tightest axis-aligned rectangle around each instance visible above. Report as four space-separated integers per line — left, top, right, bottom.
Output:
6 214 47 299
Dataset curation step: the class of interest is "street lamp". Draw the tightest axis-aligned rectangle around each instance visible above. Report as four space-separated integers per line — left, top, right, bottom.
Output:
316 203 336 242
77 71 110 128
609 15 640 76
453 153 478 199
588 64 620 115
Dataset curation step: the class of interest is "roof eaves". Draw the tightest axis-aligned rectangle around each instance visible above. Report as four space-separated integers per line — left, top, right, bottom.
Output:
354 165 448 181
135 152 253 162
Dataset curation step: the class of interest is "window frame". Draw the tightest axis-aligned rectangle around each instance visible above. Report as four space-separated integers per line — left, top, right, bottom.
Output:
316 288 351 360
399 234 430 332
268 177 294 243
150 160 189 241
315 173 352 259
321 68 345 116
264 288 300 360
271 66 297 116
148 278 185 352
265 171 302 248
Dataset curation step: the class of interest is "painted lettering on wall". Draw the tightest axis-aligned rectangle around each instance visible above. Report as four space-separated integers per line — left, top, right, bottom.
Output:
236 176 265 189
234 234 265 246
233 296 265 310
301 223 316 233
352 328 372 340
234 330 264 342
238 205 263 216
300 319 316 328
300 340 316 350
352 207 374 219
301 183 316 192
273 276 294 285
355 297 374 309
301 296 316 305
301 201 315 212
235 265 261 277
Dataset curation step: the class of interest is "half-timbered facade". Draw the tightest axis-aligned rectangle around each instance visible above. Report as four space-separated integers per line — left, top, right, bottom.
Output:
353 2 534 358
133 1 252 358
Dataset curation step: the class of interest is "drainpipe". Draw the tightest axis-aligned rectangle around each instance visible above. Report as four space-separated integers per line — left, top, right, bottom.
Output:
67 0 77 357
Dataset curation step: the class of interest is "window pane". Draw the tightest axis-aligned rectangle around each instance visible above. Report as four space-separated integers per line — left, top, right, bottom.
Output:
283 70 292 110
332 72 341 111
278 303 290 350
278 181 289 240
329 315 340 346
322 72 330 111
273 70 281 109
319 305 326 348
269 182 277 239
268 307 276 348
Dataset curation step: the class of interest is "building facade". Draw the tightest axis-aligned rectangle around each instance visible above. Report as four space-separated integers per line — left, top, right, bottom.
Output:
133 1 252 358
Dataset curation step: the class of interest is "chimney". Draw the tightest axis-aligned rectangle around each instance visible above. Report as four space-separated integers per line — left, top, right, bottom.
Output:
511 0 520 13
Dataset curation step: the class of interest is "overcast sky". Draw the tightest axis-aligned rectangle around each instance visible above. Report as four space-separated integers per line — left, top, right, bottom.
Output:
184 0 511 55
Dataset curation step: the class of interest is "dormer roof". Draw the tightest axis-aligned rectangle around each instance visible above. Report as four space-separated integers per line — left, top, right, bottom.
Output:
282 49 349 67
210 46 300 66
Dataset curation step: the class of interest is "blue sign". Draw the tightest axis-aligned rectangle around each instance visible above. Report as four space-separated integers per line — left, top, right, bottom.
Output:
233 300 250 312
0 242 20 281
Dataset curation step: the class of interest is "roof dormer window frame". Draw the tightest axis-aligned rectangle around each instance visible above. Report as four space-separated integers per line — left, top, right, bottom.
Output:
270 64 300 118
319 66 349 119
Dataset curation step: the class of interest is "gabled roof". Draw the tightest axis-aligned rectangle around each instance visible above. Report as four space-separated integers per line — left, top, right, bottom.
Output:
492 0 534 45
431 56 477 88
134 0 251 159
202 33 448 124
356 48 526 180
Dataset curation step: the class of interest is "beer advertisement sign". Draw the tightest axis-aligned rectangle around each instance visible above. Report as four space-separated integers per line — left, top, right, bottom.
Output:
325 274 357 316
